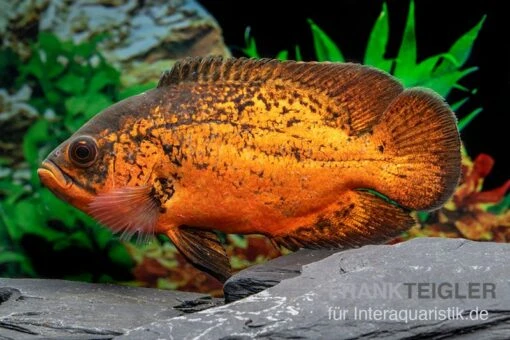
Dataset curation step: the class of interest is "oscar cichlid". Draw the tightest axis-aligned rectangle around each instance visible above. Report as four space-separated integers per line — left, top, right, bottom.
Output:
38 57 461 282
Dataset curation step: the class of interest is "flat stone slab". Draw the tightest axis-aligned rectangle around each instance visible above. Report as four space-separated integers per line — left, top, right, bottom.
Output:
0 278 217 339
224 248 338 302
121 238 510 339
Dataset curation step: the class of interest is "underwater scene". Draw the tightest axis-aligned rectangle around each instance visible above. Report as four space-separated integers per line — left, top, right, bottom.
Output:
0 0 508 299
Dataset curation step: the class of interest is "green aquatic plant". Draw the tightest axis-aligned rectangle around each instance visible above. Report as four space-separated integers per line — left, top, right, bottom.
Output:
243 1 485 131
308 19 344 62
0 33 156 281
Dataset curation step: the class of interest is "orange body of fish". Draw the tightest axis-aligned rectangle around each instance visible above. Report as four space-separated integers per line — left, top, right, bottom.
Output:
38 57 461 281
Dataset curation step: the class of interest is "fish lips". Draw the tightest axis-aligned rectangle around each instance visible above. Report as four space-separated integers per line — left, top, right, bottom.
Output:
38 160 95 212
38 159 72 190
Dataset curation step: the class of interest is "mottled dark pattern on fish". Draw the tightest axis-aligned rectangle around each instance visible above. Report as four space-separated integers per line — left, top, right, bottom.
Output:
38 57 461 282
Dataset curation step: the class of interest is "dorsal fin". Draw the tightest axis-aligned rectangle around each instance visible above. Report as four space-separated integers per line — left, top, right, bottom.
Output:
158 57 403 134
157 57 282 87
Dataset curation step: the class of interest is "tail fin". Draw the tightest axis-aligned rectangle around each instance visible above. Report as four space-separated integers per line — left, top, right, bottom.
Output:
373 88 461 211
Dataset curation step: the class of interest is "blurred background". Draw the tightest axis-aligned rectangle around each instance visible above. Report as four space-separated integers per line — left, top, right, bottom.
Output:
0 0 508 296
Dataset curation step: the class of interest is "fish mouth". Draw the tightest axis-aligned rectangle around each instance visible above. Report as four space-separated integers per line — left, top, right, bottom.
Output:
38 159 95 212
38 159 73 190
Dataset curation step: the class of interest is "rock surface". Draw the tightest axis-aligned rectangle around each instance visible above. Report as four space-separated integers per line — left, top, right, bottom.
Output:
2 0 230 85
224 248 338 302
0 278 218 339
2 238 509 339
121 238 510 339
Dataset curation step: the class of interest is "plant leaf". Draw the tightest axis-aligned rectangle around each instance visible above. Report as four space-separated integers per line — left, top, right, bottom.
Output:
0 251 26 264
96 227 115 249
109 243 134 269
39 189 78 227
119 82 155 100
242 26 259 58
295 45 303 61
458 107 483 131
22 119 50 165
0 181 28 205
488 194 510 214
11 199 65 241
228 234 248 249
450 97 469 112
421 66 477 97
364 2 392 72
38 32 61 55
308 19 344 62
73 40 96 58
65 93 112 119
0 203 22 241
394 0 417 78
47 61 66 80
417 211 430 223
22 55 45 80
53 230 94 251
399 54 443 87
276 50 289 60
89 70 118 93
435 15 486 74
56 73 86 94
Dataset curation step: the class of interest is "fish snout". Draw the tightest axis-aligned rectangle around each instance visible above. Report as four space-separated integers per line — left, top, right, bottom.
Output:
38 159 72 190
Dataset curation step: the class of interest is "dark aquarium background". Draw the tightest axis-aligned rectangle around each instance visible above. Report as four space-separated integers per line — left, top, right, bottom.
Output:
0 0 508 296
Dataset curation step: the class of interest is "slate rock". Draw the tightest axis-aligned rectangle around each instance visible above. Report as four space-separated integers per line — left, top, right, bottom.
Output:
0 278 216 339
120 238 510 339
224 248 338 302
2 0 230 86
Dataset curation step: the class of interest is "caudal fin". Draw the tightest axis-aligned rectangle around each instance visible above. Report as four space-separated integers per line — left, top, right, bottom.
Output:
373 88 461 211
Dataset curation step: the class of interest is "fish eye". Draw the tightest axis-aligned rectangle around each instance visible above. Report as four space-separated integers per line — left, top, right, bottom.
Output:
69 136 98 168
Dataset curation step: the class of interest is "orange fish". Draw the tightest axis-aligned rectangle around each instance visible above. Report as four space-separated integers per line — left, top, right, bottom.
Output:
38 57 461 281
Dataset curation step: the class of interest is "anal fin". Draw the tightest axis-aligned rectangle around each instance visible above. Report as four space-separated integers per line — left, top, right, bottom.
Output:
167 227 232 282
273 191 415 251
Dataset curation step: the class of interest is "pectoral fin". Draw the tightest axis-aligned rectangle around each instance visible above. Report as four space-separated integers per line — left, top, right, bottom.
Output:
88 185 159 244
273 190 415 251
167 227 231 283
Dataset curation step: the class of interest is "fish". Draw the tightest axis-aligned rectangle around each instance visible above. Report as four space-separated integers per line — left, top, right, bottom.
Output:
38 57 461 282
